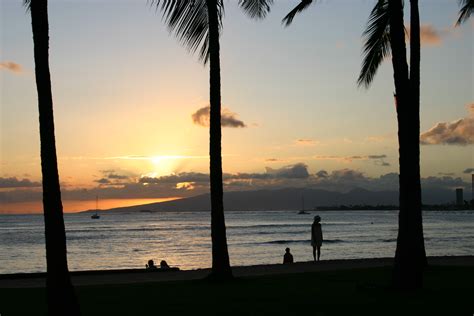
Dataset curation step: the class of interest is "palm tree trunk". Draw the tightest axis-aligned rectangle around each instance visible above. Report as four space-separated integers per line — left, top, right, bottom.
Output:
389 0 425 289
29 0 81 314
206 0 233 280
408 0 427 268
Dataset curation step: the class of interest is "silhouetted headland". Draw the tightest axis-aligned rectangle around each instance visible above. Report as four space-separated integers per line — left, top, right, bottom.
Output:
80 187 474 213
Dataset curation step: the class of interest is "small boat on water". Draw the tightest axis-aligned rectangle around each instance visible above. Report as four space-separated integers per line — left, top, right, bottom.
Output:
91 212 100 219
91 195 100 219
297 194 310 214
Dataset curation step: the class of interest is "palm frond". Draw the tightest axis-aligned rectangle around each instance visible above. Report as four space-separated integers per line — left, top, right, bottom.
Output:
238 0 273 19
282 0 313 27
456 0 473 26
23 0 31 11
151 0 224 64
357 0 391 89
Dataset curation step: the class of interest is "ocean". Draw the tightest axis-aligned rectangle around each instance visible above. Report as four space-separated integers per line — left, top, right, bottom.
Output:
0 210 473 274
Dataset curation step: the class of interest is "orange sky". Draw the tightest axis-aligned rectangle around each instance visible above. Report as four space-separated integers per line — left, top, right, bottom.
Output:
0 198 181 214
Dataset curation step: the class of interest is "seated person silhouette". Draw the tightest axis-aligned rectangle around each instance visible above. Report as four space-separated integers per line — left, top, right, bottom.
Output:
160 260 170 270
283 247 294 264
146 259 157 270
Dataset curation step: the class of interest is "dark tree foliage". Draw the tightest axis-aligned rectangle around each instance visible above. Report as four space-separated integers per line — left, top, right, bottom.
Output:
456 0 473 26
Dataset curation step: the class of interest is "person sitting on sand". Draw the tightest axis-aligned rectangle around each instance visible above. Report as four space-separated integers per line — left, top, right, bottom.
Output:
283 247 294 264
146 259 157 270
311 215 323 262
160 260 170 270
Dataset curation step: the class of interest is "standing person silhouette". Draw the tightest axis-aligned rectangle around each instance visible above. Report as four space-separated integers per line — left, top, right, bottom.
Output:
311 216 323 262
283 247 294 264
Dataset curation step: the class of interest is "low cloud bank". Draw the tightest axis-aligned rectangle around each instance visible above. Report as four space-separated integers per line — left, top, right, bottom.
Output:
0 177 41 188
1 164 470 206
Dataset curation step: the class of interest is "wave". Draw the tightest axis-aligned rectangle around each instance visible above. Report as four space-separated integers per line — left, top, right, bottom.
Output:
259 239 344 245
378 238 397 243
66 226 210 234
65 222 357 234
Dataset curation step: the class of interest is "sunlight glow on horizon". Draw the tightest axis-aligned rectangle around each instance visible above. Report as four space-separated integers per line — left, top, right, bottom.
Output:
0 198 182 215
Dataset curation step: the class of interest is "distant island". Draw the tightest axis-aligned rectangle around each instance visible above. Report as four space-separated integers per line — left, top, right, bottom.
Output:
81 187 474 213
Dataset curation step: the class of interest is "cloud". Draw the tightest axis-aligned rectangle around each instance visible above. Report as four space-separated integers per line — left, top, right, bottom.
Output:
2 166 472 208
95 178 111 185
191 106 246 128
406 24 442 46
310 170 470 193
0 61 23 74
364 136 387 143
265 158 281 162
176 182 195 190
295 139 318 146
421 176 467 190
313 154 390 166
108 173 129 180
419 24 442 46
330 169 366 182
463 168 474 174
367 155 386 159
94 170 133 186
265 163 310 179
438 172 454 176
140 172 209 184
420 104 474 145
315 170 329 179
140 163 310 189
0 177 41 188
191 107 211 126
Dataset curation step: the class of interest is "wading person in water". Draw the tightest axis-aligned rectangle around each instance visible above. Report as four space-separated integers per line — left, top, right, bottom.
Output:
311 216 323 262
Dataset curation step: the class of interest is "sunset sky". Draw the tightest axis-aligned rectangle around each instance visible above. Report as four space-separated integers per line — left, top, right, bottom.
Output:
1 0 472 213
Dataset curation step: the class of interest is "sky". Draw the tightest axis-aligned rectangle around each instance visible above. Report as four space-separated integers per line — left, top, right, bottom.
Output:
1 0 473 214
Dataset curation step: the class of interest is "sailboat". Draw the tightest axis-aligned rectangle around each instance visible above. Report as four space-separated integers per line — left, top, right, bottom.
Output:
298 194 310 214
91 195 100 219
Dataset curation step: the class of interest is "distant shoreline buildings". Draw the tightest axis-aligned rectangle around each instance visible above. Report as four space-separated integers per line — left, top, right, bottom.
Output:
455 174 474 206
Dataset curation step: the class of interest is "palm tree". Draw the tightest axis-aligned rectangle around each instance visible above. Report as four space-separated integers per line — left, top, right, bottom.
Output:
456 0 473 25
284 0 427 289
25 0 81 314
358 0 426 289
153 0 272 280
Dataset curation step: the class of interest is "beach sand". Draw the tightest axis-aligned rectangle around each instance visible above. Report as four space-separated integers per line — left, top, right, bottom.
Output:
1 256 472 289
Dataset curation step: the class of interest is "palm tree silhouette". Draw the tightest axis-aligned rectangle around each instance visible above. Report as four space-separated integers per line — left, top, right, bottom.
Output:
24 0 80 314
358 0 426 289
456 0 473 25
153 0 272 280
284 0 427 289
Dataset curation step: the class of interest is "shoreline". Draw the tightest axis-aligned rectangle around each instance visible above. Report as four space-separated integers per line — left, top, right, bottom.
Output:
1 255 473 288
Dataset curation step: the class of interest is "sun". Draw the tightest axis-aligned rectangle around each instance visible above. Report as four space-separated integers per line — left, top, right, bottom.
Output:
151 156 162 165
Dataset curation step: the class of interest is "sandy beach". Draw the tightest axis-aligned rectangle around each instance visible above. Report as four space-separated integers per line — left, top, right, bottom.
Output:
1 256 472 289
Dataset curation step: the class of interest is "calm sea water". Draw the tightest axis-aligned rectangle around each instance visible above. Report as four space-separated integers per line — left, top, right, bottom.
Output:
0 210 473 274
